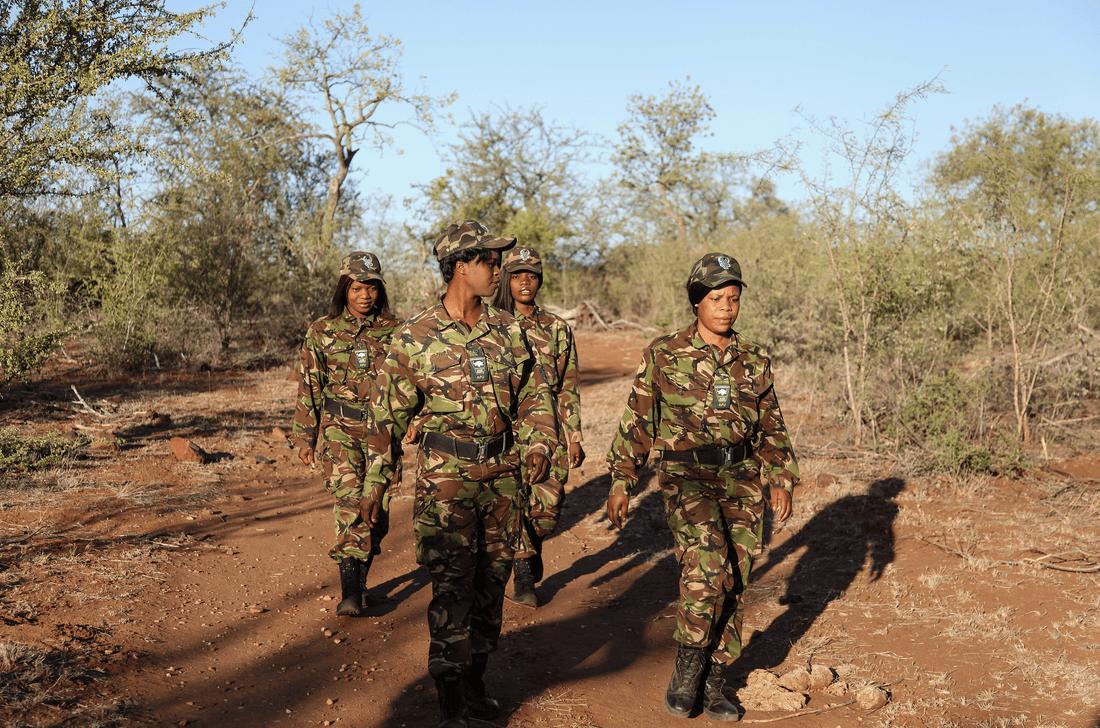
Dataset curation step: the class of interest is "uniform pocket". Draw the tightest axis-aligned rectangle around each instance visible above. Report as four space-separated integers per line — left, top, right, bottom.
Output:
323 341 356 385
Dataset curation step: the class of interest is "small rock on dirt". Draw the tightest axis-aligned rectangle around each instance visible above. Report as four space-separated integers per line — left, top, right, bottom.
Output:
810 664 835 689
737 669 807 712
856 686 888 710
90 431 119 452
815 473 839 487
271 426 289 441
778 666 811 692
170 437 209 464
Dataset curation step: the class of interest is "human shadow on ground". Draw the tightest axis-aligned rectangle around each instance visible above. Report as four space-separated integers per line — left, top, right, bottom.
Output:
729 477 906 693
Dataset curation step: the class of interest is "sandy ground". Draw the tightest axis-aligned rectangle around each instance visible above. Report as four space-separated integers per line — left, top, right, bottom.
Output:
2 329 1099 728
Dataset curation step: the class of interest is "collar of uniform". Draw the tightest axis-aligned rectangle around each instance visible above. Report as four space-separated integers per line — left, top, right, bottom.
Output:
432 298 494 339
688 322 740 352
514 304 540 322
342 308 377 329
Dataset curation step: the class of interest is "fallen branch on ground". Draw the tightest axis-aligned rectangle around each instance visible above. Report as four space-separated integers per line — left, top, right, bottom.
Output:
1022 550 1100 573
70 386 107 419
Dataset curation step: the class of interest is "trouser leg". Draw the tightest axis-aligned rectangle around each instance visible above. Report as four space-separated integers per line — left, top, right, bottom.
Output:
415 459 520 680
320 422 382 562
663 475 764 663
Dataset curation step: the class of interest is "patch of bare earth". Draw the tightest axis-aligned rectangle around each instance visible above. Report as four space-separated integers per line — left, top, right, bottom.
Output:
1 330 1099 728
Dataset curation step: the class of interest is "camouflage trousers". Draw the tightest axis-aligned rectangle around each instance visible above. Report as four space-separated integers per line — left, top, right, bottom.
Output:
319 418 390 563
516 441 568 558
414 445 525 679
660 462 765 665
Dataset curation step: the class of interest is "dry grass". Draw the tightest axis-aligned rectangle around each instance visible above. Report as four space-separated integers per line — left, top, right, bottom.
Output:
0 640 134 727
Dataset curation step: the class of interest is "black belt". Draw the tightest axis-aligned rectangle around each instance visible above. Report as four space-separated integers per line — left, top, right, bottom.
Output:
324 399 368 421
661 442 753 466
423 431 512 463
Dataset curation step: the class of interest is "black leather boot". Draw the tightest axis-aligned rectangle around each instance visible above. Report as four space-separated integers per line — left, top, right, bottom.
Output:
336 558 362 616
435 673 468 728
664 645 707 717
360 552 376 608
528 531 545 583
466 653 501 720
511 558 537 607
702 661 742 722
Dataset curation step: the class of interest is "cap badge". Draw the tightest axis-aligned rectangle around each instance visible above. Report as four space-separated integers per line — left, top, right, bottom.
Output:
364 256 376 270
718 255 731 270
519 248 531 261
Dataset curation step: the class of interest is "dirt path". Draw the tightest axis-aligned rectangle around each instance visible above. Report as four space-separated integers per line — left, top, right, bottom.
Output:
2 330 1100 727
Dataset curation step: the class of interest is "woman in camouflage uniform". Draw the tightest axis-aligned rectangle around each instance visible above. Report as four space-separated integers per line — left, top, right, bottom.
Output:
491 246 585 607
291 252 401 617
605 253 798 722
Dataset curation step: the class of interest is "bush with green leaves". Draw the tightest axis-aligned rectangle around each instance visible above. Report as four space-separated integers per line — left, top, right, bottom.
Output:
896 372 1005 474
0 427 85 471
0 263 68 390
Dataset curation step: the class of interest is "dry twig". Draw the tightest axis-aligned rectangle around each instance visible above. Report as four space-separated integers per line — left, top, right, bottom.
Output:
1022 550 1100 573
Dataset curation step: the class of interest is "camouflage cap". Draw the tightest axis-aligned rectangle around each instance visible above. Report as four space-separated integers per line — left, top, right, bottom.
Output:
432 220 517 261
340 251 385 284
503 246 543 275
687 252 747 290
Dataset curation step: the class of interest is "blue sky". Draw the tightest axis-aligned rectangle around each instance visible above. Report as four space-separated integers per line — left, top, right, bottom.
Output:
181 0 1100 210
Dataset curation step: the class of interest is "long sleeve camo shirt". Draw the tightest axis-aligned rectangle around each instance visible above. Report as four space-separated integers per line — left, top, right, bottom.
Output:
361 300 557 493
291 309 400 452
515 306 583 446
606 322 799 498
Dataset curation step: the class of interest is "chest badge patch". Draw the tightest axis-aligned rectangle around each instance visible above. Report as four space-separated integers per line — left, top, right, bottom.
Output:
467 345 490 383
713 373 732 410
354 349 370 369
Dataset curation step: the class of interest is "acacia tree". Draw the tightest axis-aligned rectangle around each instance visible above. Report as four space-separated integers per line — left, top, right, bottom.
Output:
0 0 241 385
612 79 719 241
606 80 786 328
414 104 597 299
931 104 1100 443
270 4 454 256
0 0 240 198
127 66 338 362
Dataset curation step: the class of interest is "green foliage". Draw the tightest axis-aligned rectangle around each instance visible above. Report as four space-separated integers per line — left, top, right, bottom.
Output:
781 75 949 445
898 372 993 474
0 262 67 389
88 227 170 368
930 103 1100 442
0 0 239 198
412 104 598 305
0 427 83 470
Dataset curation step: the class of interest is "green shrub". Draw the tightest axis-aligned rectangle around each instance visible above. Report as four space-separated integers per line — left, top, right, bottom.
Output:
0 427 85 471
0 264 68 390
898 372 994 474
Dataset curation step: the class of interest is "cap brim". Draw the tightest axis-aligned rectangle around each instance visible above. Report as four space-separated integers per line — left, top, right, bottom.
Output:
505 262 541 274
483 236 517 252
349 272 385 284
703 273 747 289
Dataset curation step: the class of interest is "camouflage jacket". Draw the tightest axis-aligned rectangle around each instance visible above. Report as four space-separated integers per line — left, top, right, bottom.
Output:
606 322 799 497
291 309 401 452
361 300 557 493
515 306 583 446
